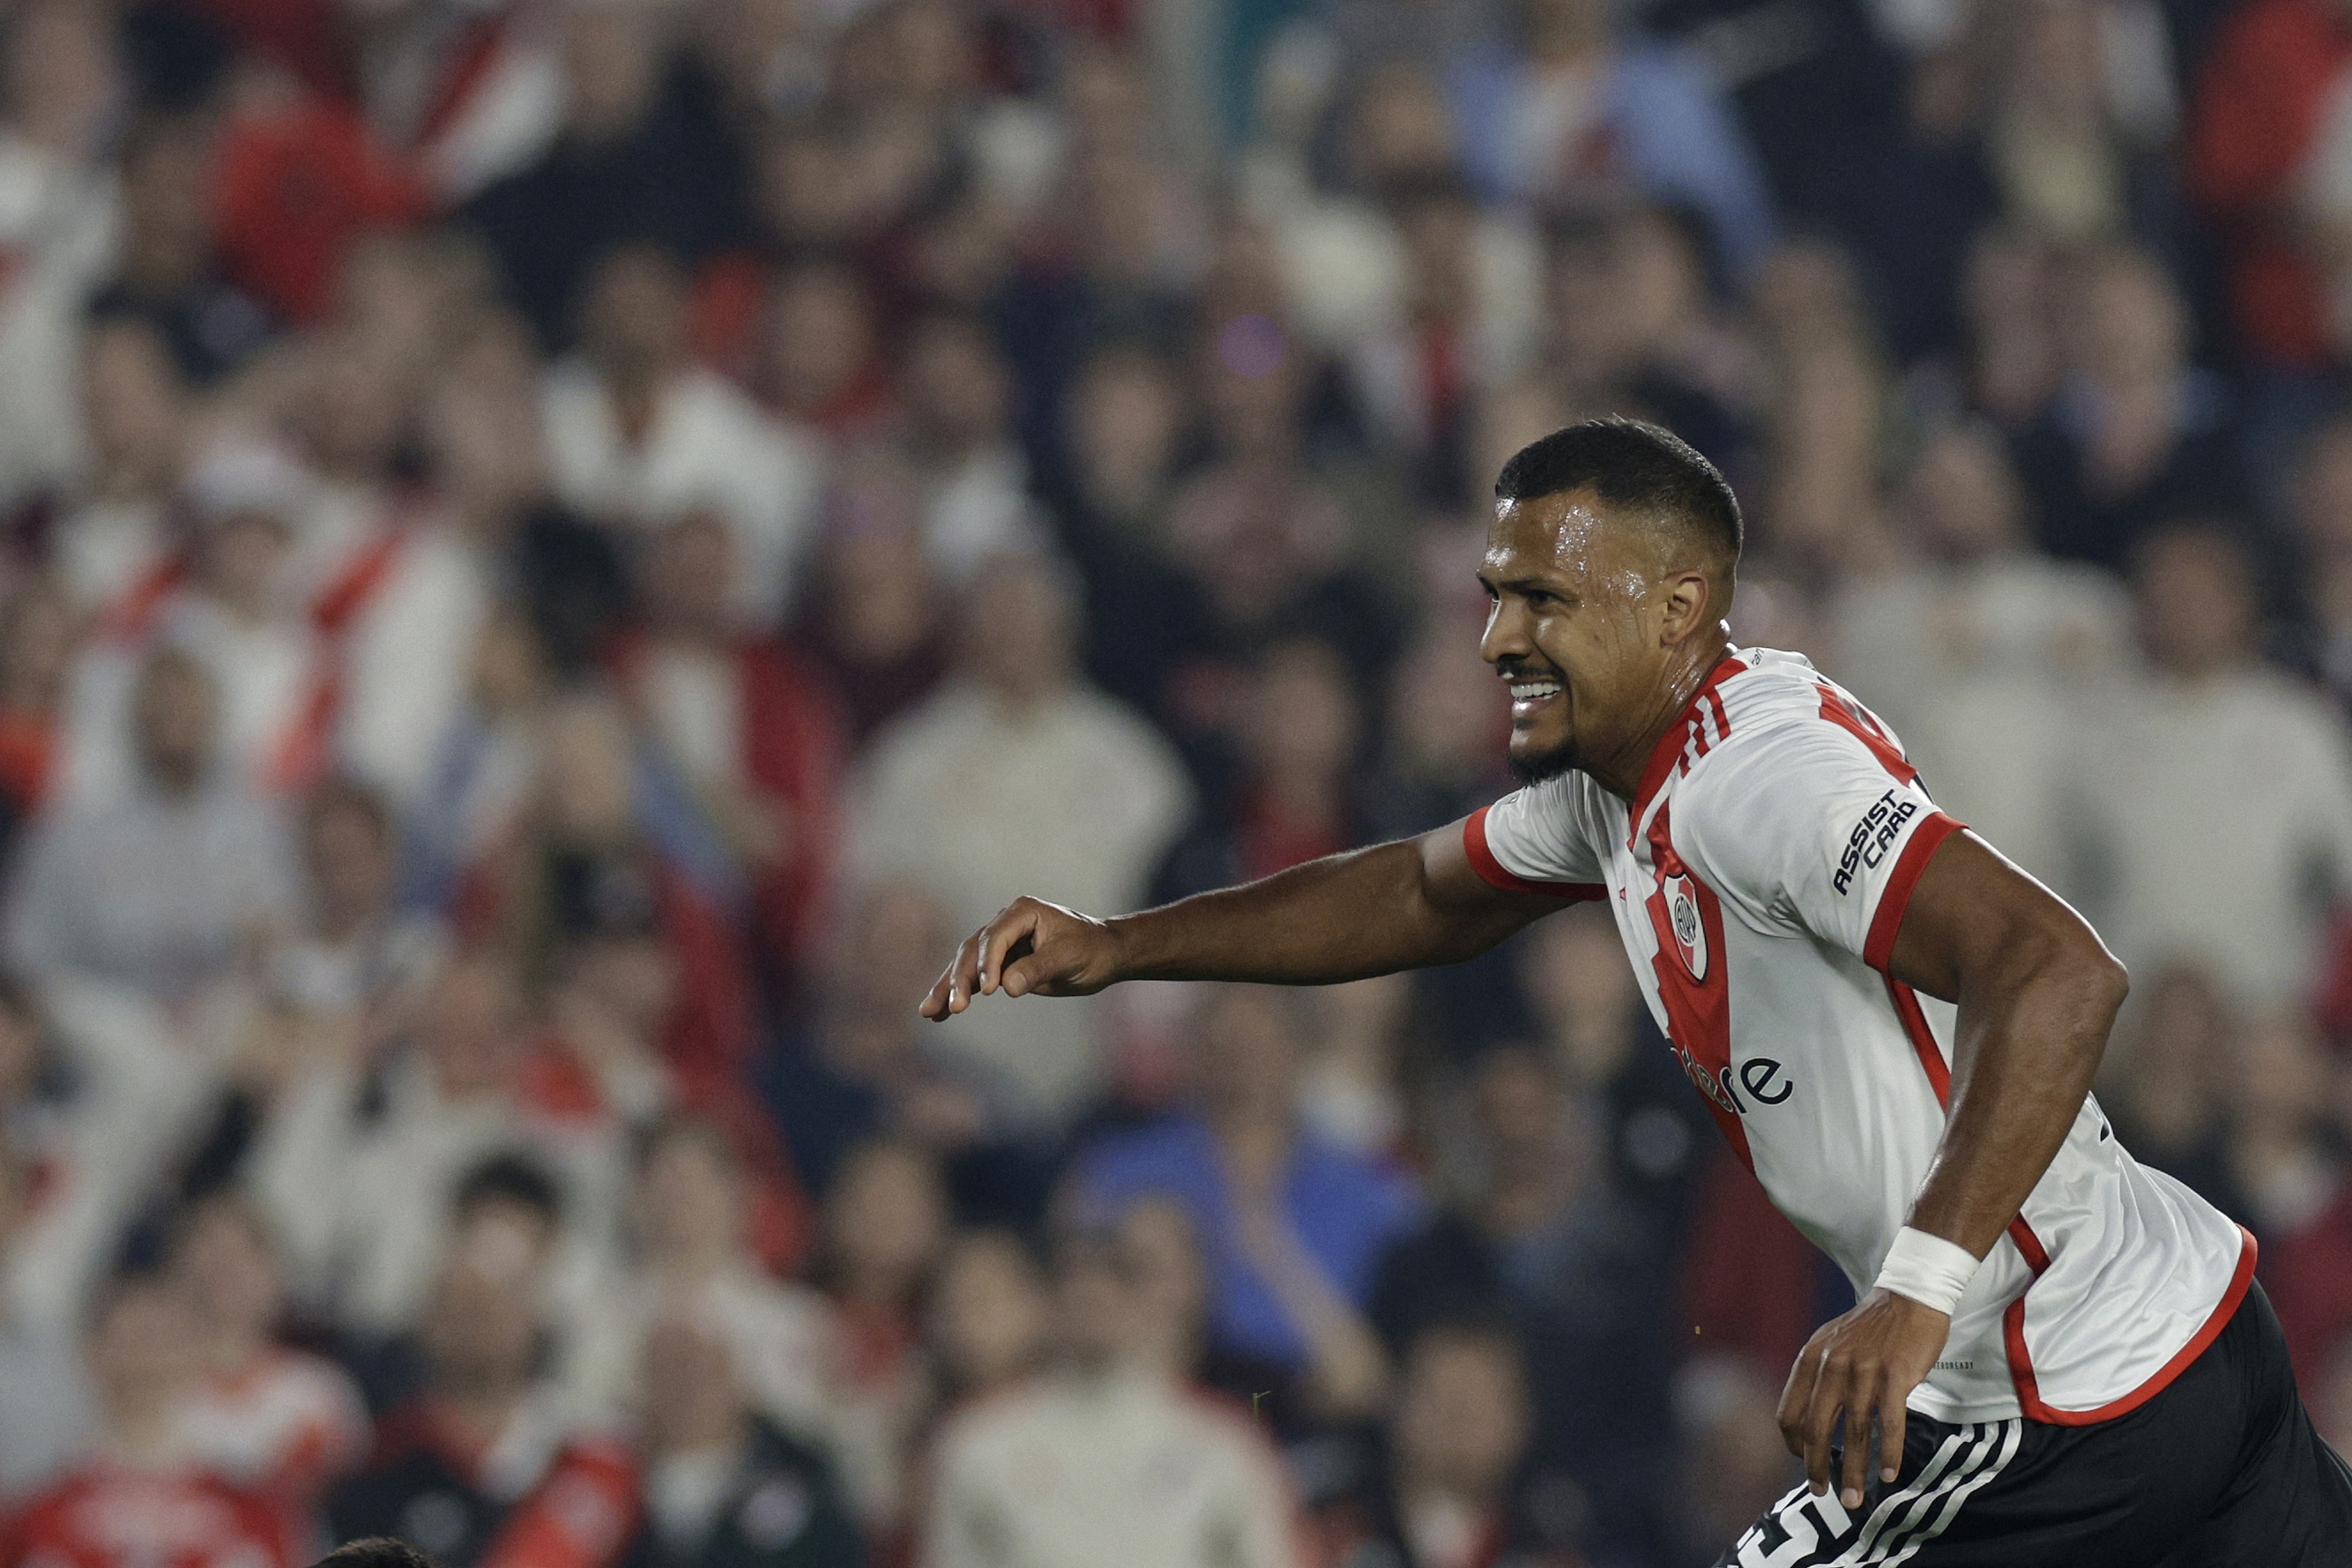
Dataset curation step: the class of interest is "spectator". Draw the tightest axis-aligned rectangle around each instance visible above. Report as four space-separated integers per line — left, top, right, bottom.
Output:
924 1229 1051 1411
1316 1322 1559 1568
921 1227 1303 1568
1370 1046 1674 1563
2059 523 2352 1004
1667 1357 1799 1566
425 310 630 681
845 551 1192 1119
1443 0 1776 278
787 461 952 748
1514 908 1712 1219
610 1117 843 1448
748 260 897 440
1835 422 2130 886
810 1139 949 1525
2187 0 2352 369
9 645 298 1004
166 1193 369 1535
0 0 122 508
618 1313 862 1568
268 779 447 1029
757 884 1031 1215
1069 985 1415 1409
608 510 845 991
326 1202 640 1568
1157 637 1367 903
2009 245 2253 572
896 314 1040 583
452 687 754 1095
86 114 275 387
463 5 748 346
542 245 826 632
2101 965 2248 1219
48 318 191 624
6 1274 293 1568
246 955 628 1339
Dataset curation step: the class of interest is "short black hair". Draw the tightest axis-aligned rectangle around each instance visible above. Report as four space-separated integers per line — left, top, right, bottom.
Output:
1494 417 1743 564
310 1539 440 1568
452 1152 563 1230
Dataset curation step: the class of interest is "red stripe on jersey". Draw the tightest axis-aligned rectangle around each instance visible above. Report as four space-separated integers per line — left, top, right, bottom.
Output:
1883 977 1953 1104
2004 1225 2257 1425
1461 807 1607 900
1815 683 1918 785
1863 812 1964 972
1642 804 1752 1169
1632 654 1747 825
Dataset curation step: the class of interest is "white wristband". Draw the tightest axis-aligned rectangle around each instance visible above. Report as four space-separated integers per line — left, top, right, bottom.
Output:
1873 1226 1981 1315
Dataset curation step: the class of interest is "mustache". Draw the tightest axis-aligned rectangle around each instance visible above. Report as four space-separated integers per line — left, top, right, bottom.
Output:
1496 658 1566 683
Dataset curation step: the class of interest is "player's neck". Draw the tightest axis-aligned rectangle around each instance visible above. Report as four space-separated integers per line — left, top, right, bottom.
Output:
1586 638 1732 799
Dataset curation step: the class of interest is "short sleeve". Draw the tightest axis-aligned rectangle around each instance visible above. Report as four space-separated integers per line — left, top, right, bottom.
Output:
1463 779 1608 899
1675 722 1963 970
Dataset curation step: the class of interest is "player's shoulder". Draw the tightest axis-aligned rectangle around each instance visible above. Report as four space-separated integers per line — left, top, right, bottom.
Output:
1677 649 1915 806
1692 649 1869 764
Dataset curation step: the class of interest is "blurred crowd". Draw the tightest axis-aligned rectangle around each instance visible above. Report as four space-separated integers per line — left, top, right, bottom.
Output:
0 0 2348 1564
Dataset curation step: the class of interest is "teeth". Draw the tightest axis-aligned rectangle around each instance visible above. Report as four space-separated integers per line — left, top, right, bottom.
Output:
1510 682 1561 701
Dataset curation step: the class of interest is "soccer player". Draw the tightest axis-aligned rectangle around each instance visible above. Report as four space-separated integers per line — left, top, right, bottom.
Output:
919 419 2352 1565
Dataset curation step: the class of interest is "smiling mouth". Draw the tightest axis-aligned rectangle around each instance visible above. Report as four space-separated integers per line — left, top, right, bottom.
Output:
1506 675 1565 717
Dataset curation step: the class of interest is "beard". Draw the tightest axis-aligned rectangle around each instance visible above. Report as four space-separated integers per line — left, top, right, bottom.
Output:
1507 732 1580 784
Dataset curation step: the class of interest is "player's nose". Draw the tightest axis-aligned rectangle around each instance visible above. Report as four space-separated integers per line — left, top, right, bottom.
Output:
1479 596 1532 665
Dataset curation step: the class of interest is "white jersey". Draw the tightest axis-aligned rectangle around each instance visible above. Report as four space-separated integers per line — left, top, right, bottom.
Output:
1471 646 2254 1425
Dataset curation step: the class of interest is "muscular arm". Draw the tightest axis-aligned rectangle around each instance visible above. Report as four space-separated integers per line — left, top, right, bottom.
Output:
1783 829 2128 1509
1888 830 2128 1256
919 819 1566 1019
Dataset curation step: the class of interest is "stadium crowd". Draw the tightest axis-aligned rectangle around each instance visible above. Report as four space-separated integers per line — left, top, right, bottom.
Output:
0 0 2344 1564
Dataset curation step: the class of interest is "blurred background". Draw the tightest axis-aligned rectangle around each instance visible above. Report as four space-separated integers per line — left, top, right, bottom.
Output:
0 0 2342 1564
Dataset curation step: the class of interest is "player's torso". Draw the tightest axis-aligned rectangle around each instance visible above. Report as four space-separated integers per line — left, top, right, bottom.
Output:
1562 652 2250 1423
1567 670 1956 1278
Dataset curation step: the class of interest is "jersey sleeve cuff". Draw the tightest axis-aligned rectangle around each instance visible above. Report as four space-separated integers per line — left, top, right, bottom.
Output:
1863 811 1964 971
1463 806 1607 901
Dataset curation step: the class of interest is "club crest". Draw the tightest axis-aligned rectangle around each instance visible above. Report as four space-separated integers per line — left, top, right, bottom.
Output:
1664 873 1708 981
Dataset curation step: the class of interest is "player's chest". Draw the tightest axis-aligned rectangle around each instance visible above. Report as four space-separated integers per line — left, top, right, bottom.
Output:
1592 795 1750 1118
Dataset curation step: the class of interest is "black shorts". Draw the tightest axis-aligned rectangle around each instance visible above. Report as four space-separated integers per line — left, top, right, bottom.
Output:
1712 1282 2352 1567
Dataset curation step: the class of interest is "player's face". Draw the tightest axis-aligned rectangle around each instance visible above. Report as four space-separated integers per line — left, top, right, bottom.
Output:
1476 487 1682 784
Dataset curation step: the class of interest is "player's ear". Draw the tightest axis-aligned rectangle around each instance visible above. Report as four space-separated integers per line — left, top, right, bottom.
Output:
1658 568 1715 645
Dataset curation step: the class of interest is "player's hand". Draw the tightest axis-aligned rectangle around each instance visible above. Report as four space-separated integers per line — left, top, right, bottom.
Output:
1777 1288 1950 1512
919 896 1125 1020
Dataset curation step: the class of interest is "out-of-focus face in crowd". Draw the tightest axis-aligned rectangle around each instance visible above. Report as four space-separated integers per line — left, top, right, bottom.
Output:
132 649 218 793
1390 1327 1531 1501
927 1230 1049 1394
422 1205 550 1400
420 955 526 1102
636 1121 748 1269
823 1141 949 1298
2131 526 2254 680
1191 985 1304 1126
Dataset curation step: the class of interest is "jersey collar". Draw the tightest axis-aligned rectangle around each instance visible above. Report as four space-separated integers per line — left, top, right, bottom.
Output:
1628 650 1745 829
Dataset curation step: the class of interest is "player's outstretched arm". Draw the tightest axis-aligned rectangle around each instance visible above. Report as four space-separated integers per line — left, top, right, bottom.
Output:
918 817 1561 1020
1779 829 2128 1512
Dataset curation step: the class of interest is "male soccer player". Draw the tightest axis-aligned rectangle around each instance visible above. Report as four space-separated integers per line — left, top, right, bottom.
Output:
920 418 2352 1564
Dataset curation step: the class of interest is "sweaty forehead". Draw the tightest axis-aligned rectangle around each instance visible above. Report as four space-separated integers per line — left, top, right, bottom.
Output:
1483 488 1666 591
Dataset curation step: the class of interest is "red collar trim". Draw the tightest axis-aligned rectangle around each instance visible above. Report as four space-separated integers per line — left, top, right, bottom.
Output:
1628 651 1745 826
